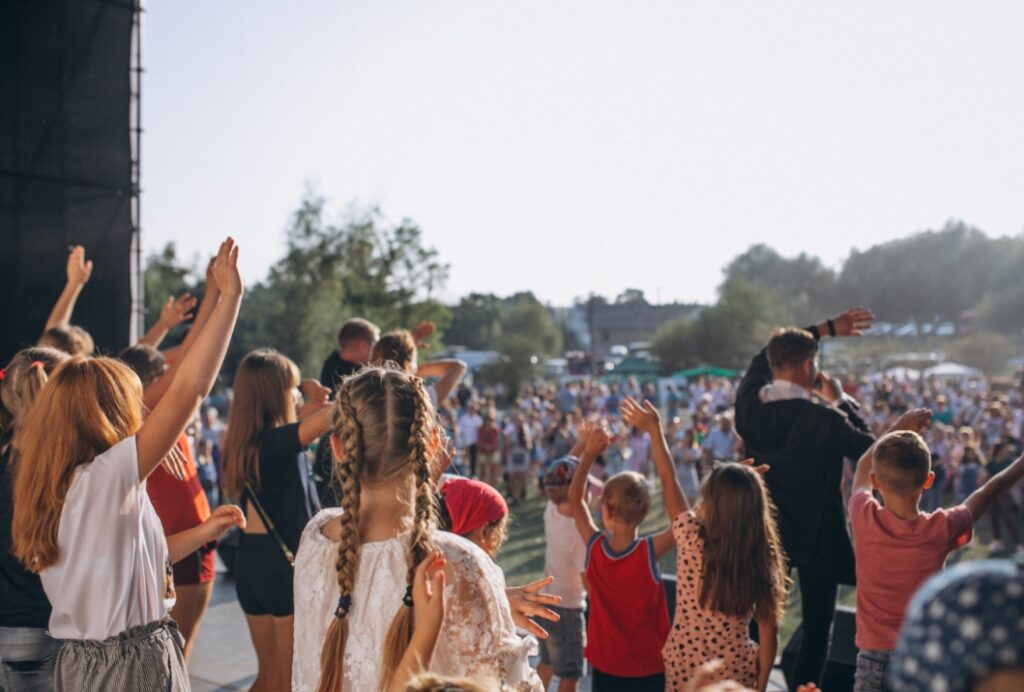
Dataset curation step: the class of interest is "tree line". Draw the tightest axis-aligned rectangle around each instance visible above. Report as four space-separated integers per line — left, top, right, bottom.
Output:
145 193 1023 387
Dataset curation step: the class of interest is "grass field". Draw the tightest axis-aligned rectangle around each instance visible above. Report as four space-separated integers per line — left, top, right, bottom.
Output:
495 475 1024 644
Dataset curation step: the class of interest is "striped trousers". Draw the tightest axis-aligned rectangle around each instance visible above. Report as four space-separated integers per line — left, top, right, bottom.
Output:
54 618 189 691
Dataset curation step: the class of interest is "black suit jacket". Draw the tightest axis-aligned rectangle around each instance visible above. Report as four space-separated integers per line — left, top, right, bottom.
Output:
735 342 873 569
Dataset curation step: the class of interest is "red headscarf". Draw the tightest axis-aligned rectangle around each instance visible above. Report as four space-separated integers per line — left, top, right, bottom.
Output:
441 477 508 536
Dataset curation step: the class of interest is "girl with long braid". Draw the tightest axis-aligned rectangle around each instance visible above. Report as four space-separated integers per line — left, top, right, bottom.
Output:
292 367 541 692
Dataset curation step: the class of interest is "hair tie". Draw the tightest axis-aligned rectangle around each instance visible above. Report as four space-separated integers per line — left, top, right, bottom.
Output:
29 361 44 370
0 369 5 382
334 595 352 620
402 584 414 608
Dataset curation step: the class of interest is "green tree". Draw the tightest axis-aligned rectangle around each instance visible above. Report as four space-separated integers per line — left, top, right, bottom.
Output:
445 293 504 349
226 190 451 379
142 243 203 347
721 244 838 324
945 332 1017 375
652 280 789 373
476 293 562 395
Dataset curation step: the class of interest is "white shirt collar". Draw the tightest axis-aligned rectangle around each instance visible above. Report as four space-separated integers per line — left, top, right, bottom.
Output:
759 378 811 403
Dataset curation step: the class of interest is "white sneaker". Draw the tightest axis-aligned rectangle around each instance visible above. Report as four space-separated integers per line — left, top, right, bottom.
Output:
989 540 1004 551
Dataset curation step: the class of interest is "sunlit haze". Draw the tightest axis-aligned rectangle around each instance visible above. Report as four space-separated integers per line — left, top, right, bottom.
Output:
143 1 1024 305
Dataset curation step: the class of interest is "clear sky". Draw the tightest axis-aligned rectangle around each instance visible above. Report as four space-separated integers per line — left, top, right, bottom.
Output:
142 1 1024 306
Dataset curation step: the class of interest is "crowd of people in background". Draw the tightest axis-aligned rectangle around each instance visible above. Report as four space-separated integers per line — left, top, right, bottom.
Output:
1 242 1023 692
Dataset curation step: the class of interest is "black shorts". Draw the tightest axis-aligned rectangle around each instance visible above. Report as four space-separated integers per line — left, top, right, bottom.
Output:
235 533 294 617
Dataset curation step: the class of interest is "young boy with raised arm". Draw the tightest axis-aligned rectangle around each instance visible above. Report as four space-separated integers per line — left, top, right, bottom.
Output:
568 424 672 691
849 408 1024 692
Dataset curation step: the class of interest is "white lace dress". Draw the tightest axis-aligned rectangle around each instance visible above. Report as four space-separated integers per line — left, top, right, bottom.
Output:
292 508 542 692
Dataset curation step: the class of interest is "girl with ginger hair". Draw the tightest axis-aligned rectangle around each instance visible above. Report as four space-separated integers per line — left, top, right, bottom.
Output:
0 347 69 689
10 238 246 691
291 367 540 692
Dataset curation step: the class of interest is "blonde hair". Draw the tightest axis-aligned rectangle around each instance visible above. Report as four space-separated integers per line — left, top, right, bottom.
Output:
38 325 94 356
11 357 144 572
317 367 439 692
601 471 651 526
220 349 300 500
0 347 69 450
372 330 417 374
468 513 510 558
405 671 502 691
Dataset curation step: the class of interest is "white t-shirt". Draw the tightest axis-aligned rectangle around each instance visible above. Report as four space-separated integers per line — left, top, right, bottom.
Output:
457 413 482 448
41 436 174 640
542 501 586 609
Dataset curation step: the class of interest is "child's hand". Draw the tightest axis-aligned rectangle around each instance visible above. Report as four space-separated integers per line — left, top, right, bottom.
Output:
620 397 661 435
209 237 243 297
892 408 931 433
411 551 447 642
299 378 331 404
158 293 197 328
204 504 246 540
505 575 562 639
66 245 93 286
584 425 610 457
740 458 770 475
410 321 436 347
685 659 756 692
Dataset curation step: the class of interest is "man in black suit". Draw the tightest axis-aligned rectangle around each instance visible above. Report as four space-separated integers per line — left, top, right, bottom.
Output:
736 307 875 690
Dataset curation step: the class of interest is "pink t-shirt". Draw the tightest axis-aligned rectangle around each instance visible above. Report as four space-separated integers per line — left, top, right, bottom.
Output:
849 490 973 651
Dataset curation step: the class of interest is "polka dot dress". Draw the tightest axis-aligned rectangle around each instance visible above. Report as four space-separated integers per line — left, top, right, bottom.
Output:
663 511 759 690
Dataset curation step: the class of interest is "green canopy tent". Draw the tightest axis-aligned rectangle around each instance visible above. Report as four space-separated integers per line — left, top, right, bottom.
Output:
669 366 738 379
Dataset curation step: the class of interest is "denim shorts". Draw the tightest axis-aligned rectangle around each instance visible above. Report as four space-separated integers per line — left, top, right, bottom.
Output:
537 606 586 679
0 626 62 692
855 649 891 692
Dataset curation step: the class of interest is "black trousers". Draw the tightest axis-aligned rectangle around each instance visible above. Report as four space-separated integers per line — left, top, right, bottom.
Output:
789 539 856 691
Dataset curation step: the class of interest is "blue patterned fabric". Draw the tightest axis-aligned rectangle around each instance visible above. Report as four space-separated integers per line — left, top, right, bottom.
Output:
888 558 1024 692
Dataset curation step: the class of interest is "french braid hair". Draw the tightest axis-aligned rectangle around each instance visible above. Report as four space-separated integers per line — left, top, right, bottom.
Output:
315 367 440 692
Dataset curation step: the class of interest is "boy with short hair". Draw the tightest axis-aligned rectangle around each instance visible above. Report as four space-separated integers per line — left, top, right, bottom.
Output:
568 426 671 691
849 412 1024 692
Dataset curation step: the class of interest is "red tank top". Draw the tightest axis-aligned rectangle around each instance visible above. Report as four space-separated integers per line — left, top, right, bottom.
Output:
146 434 211 535
584 532 669 677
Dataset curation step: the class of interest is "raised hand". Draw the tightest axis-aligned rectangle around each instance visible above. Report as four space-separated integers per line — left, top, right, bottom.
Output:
297 379 332 419
893 407 931 433
830 307 875 337
159 293 197 328
204 256 220 296
209 238 242 297
506 575 562 639
66 245 93 286
584 424 610 458
204 504 246 539
740 458 770 475
161 444 189 480
412 551 447 643
620 397 661 435
410 321 436 347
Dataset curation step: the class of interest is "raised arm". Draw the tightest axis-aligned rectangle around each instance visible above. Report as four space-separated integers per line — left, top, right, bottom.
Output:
162 257 221 367
136 238 242 481
568 428 607 543
416 359 467 403
137 293 197 349
43 245 93 335
965 453 1024 521
297 379 334 446
620 397 687 519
